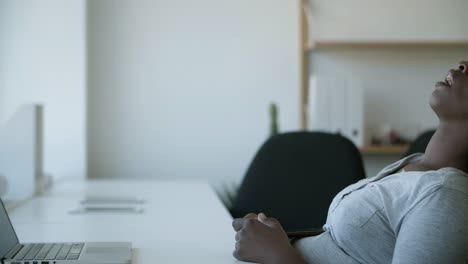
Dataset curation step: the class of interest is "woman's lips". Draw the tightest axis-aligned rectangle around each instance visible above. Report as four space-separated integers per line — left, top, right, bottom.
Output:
436 72 453 88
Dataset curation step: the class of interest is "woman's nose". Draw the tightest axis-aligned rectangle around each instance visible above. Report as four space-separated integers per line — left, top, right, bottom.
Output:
459 61 468 74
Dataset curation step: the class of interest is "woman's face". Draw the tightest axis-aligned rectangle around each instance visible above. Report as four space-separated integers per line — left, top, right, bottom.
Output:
430 61 468 122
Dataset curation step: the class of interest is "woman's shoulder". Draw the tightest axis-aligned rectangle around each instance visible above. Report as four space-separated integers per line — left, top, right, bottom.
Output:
394 170 468 235
438 167 468 196
376 168 467 218
411 167 468 198
388 167 468 193
404 173 468 223
402 169 468 219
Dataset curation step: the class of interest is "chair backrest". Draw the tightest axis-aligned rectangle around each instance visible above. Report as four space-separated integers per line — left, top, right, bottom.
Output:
231 131 366 230
403 130 436 157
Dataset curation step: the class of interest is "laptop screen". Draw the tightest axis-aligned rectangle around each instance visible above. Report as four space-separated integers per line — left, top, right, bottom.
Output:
0 198 19 258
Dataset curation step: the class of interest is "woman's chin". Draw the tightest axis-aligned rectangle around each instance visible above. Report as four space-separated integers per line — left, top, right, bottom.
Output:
429 92 443 115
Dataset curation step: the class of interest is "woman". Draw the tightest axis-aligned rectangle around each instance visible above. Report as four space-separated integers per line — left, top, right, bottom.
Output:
232 61 468 264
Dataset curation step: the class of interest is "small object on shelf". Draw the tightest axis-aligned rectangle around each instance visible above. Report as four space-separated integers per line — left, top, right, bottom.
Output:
372 124 410 145
365 124 410 155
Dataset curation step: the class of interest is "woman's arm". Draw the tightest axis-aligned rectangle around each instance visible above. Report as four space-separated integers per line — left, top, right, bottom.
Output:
232 213 308 264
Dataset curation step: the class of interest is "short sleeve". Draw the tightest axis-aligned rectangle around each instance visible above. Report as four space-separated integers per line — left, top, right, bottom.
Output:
294 231 359 264
392 187 468 264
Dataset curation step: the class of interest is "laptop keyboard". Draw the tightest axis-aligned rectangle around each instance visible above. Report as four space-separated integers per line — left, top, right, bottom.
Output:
14 243 84 261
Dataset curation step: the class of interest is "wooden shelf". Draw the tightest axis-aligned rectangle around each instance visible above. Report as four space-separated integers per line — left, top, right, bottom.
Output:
307 41 468 50
359 144 409 155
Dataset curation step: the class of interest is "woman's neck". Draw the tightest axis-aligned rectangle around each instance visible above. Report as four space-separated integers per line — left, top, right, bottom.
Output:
419 121 468 173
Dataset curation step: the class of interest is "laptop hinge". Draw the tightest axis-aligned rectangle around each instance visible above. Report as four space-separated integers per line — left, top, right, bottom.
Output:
3 244 22 261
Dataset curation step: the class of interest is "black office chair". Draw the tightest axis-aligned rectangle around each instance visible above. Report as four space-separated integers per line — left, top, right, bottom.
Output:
230 131 366 230
402 130 436 157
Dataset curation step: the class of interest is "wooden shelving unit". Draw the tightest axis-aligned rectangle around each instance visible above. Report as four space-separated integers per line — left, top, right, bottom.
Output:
359 144 409 155
308 41 468 50
299 0 309 130
298 1 468 132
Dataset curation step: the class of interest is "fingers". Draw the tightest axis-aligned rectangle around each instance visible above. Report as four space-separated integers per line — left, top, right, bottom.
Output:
233 247 251 262
234 213 281 231
232 213 259 231
233 238 252 262
233 249 243 261
232 218 258 231
258 213 281 228
232 213 288 263
232 218 247 231
244 213 258 219
233 228 249 261
232 217 269 262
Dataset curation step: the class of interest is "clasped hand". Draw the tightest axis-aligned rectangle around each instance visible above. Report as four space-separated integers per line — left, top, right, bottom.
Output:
232 213 305 264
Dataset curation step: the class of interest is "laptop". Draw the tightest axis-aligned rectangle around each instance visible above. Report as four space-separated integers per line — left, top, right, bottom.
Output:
0 198 132 264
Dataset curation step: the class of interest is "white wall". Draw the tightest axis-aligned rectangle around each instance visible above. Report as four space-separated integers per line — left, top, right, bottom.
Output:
0 0 87 179
307 0 468 42
87 0 301 185
0 2 6 116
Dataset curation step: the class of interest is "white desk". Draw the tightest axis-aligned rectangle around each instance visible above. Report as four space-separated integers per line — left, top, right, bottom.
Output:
7 180 243 263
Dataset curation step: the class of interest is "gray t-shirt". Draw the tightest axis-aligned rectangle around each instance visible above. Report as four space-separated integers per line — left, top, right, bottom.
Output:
295 153 468 264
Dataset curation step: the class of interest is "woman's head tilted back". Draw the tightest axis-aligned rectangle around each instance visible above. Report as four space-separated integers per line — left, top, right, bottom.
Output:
430 61 468 122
